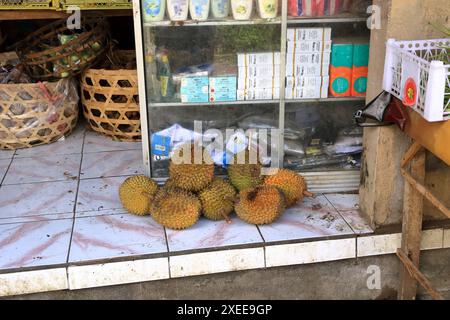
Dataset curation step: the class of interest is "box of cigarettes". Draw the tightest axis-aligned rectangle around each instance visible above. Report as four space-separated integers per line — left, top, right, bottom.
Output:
209 76 237 102
238 77 279 90
238 65 281 79
237 52 281 66
286 76 323 88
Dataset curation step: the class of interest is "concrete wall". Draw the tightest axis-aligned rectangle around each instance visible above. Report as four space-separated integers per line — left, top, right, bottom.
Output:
360 0 450 228
7 248 450 300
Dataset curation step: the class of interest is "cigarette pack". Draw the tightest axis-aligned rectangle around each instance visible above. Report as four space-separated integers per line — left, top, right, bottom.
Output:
237 52 281 66
238 77 278 90
180 76 209 103
286 76 323 88
238 65 281 79
209 76 237 102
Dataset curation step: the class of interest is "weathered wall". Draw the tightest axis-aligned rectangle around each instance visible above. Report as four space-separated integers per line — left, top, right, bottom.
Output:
6 249 450 300
360 0 450 228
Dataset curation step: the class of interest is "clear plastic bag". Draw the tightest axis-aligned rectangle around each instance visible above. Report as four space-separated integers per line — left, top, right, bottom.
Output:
0 78 79 149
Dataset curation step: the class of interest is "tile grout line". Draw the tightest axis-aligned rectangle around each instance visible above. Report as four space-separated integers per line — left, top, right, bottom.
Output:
65 130 87 277
323 194 358 236
255 225 267 268
0 151 16 187
163 227 172 278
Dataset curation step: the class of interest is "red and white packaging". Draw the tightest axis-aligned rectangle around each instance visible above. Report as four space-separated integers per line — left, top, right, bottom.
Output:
302 0 325 17
324 0 343 15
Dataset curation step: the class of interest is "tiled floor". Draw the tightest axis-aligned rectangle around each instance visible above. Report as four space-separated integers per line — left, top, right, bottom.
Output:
0 124 373 274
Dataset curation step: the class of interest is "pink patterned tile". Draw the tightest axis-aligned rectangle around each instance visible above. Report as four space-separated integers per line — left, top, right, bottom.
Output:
83 131 141 153
166 218 263 252
258 195 354 243
0 159 11 182
0 150 14 160
76 177 126 214
338 210 373 235
324 194 360 212
0 218 72 270
0 213 73 225
0 180 77 220
80 150 143 179
3 154 81 185
69 214 167 262
15 125 85 158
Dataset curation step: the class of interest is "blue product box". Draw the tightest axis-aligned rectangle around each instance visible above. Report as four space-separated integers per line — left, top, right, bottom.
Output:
209 76 237 102
180 76 209 103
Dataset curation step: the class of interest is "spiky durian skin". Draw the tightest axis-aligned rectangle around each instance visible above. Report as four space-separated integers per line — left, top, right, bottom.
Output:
119 175 158 216
168 143 215 192
235 186 285 225
264 169 308 207
199 178 237 221
151 187 201 230
227 150 262 191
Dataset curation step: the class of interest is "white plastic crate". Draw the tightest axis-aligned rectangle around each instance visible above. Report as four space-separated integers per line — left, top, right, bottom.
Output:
383 38 450 122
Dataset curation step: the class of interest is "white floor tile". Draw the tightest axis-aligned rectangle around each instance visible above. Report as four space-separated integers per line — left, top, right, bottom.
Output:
83 130 141 153
76 176 126 214
0 268 68 297
166 218 264 252
324 194 360 212
69 213 167 263
80 150 143 179
14 126 85 158
0 180 77 220
338 210 374 234
258 196 354 243
68 258 169 290
265 238 356 267
3 154 81 185
170 247 265 278
0 159 11 182
0 219 72 270
0 150 15 160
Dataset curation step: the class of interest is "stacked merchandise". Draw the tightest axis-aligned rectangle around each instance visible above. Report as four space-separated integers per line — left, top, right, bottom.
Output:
288 0 372 17
237 52 281 101
329 42 369 97
285 27 331 99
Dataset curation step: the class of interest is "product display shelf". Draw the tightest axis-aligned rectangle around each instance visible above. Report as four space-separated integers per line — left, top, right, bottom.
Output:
148 97 365 108
144 14 368 28
135 0 371 192
0 8 132 20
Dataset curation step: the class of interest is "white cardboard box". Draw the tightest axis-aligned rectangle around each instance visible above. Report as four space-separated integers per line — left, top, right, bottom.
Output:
238 65 281 79
321 76 329 98
286 63 330 77
238 77 279 90
287 40 332 54
237 52 281 66
286 76 322 88
237 88 280 100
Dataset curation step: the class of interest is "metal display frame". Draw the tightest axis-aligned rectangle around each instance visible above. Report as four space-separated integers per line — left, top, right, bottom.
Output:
132 0 370 191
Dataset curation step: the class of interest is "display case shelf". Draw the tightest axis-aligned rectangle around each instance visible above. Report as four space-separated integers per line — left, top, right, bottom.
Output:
144 14 368 28
148 97 365 108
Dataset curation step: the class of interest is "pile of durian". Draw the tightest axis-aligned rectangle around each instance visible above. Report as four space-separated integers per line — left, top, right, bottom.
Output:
119 142 313 230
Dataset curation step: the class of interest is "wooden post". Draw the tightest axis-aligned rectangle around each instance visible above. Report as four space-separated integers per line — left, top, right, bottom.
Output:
398 143 426 300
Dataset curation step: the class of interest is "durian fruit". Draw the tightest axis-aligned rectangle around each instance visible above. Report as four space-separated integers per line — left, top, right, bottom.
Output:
235 186 285 225
199 178 237 223
119 175 158 216
151 187 201 230
168 143 215 192
264 169 314 207
228 149 263 191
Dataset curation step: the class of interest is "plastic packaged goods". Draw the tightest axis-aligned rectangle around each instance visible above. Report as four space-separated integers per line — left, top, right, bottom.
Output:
329 44 353 97
190 0 210 20
211 0 230 19
167 0 189 21
142 0 166 22
0 78 79 150
256 0 278 19
231 0 253 20
351 44 369 97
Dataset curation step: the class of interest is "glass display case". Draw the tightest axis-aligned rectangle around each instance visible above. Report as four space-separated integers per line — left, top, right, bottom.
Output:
132 0 371 192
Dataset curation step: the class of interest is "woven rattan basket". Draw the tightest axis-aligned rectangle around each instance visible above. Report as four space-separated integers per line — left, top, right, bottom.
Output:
81 52 140 141
16 17 109 81
0 79 79 150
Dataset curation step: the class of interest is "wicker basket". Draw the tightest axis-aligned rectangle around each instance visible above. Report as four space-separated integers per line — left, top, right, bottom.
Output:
0 79 79 150
81 53 140 141
16 17 109 81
